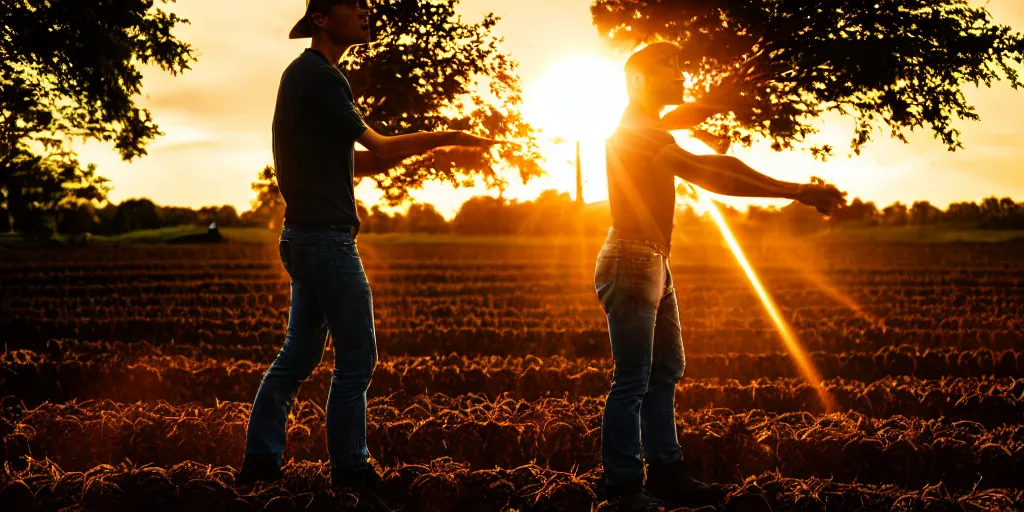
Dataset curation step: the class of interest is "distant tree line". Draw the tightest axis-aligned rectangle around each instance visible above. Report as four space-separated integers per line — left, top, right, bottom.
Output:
12 192 1024 239
361 190 601 236
766 197 1024 231
7 160 1023 239
33 199 255 237
691 196 1024 237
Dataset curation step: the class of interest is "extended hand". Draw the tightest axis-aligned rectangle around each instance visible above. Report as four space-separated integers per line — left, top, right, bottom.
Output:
796 183 847 215
450 132 501 148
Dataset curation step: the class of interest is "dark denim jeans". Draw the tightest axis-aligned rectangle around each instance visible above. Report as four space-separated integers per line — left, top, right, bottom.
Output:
595 229 685 495
245 226 377 471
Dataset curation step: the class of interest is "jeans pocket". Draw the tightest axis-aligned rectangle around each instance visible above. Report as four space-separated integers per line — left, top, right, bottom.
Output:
594 254 618 297
595 242 622 295
279 240 292 275
327 235 364 277
624 248 658 266
620 249 664 308
285 236 322 282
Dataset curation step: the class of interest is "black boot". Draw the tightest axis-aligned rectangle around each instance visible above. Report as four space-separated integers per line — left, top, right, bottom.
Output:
599 491 668 512
644 459 725 508
724 494 774 512
332 465 393 512
234 454 284 485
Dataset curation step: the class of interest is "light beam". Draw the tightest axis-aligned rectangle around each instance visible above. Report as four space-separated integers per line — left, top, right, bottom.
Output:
701 195 836 412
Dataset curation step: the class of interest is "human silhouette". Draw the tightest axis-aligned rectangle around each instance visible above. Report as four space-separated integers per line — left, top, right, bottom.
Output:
596 42 844 511
235 1 500 510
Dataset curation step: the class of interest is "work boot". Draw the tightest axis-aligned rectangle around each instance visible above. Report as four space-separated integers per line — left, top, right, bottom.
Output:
725 494 774 512
234 454 283 485
598 490 669 511
645 459 725 508
332 465 393 512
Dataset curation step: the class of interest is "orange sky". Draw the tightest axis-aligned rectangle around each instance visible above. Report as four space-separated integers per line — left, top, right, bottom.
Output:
72 0 1024 218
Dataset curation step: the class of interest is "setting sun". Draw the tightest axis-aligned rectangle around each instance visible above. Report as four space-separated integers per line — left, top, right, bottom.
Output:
522 55 627 141
519 55 629 203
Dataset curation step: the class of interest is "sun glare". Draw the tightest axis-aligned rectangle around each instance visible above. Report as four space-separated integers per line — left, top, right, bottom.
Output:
523 55 627 141
518 55 629 203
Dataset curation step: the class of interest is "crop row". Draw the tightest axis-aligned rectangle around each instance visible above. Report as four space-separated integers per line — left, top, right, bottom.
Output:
3 344 1023 406
10 289 1024 320
3 398 1023 490
3 318 1020 356
3 354 1022 426
17 339 1024 370
7 272 1023 301
8 264 1024 287
8 297 1021 329
3 456 1020 512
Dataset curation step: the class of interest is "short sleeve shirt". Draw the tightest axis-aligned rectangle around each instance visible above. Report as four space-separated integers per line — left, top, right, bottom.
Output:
272 49 369 227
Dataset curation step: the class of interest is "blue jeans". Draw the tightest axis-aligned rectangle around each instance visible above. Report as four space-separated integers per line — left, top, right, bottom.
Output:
595 229 685 494
245 226 377 471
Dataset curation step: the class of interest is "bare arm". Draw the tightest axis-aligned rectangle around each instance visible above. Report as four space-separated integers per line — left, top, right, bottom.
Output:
313 67 499 178
661 84 753 131
653 144 801 199
353 126 498 178
660 101 720 131
357 126 457 160
357 126 497 160
353 151 408 178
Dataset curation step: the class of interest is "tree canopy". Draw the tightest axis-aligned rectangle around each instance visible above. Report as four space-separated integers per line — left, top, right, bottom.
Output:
1 0 196 233
591 0 1024 157
244 166 285 231
343 0 542 204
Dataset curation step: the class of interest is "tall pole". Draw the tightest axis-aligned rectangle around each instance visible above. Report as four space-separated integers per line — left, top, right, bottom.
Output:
575 140 583 206
574 139 585 238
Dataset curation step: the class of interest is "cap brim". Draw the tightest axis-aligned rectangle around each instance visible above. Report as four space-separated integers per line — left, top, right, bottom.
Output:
288 17 312 39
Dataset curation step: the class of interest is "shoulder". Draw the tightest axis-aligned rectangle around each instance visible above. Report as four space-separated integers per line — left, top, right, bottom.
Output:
282 61 354 102
283 53 343 82
609 126 676 153
312 65 356 98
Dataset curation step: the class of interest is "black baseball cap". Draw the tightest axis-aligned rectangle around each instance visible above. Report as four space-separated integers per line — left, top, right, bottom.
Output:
288 0 369 39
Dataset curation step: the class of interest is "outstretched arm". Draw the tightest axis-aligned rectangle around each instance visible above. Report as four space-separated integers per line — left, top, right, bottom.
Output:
353 126 500 178
660 101 721 131
653 144 847 213
314 67 504 178
353 151 407 178
662 54 765 131
654 144 801 199
661 80 758 130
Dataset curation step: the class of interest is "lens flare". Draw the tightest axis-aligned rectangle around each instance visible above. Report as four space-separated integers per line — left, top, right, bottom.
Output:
768 240 882 328
794 262 881 327
702 196 835 412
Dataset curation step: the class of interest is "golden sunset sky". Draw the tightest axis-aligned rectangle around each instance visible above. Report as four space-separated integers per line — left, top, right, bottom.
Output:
72 0 1024 218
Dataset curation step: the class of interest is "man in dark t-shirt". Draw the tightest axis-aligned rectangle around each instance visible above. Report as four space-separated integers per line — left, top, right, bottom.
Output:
272 45 369 228
237 2 499 509
597 43 845 511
